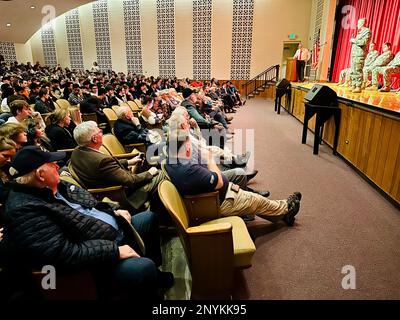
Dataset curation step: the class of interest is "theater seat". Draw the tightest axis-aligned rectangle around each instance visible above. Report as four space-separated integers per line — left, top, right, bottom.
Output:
158 180 256 300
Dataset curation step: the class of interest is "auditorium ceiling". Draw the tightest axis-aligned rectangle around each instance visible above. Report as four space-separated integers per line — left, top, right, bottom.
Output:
0 0 93 43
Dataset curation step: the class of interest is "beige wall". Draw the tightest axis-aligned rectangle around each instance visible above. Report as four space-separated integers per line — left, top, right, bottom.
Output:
211 0 233 79
22 0 315 80
29 29 44 65
55 15 71 69
252 0 313 78
175 0 193 78
79 3 97 70
140 0 159 77
15 42 33 64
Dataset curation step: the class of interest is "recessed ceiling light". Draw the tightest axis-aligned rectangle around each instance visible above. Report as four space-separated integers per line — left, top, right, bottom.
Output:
6 23 11 27
30 5 36 9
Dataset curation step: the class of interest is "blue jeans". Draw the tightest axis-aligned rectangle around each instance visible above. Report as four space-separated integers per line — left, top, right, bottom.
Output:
131 210 162 266
95 210 162 300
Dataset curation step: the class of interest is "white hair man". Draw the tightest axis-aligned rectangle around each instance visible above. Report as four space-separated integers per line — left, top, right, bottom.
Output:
71 121 164 211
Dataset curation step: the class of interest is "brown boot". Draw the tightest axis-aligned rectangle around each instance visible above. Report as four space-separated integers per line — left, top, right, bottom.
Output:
366 85 378 91
352 87 362 93
379 86 391 92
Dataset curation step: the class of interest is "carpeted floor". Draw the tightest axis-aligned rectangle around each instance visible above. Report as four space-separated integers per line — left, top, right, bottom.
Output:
230 97 400 300
162 97 400 300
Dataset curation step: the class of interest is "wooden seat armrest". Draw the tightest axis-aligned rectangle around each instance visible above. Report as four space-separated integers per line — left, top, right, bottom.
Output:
113 152 139 159
87 185 124 193
183 191 221 226
187 222 232 235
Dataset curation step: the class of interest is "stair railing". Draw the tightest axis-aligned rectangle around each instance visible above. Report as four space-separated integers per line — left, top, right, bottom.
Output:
242 65 280 98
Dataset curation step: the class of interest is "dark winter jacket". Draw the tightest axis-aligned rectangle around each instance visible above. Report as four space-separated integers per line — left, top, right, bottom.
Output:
2 181 125 270
45 124 77 151
113 119 149 145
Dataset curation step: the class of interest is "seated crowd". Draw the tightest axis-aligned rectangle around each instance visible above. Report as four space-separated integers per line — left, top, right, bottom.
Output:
0 60 302 300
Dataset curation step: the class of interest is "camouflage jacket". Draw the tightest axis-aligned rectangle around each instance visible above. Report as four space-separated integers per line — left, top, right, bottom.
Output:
387 52 400 67
351 27 371 57
372 51 394 67
365 50 379 67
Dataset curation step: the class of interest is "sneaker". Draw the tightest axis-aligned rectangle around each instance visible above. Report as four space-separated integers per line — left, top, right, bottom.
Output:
283 192 302 226
379 86 391 92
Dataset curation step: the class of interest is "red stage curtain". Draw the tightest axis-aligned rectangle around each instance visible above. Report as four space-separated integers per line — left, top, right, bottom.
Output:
331 0 400 84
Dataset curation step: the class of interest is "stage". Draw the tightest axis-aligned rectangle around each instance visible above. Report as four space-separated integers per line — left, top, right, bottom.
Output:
280 81 400 206
290 81 400 116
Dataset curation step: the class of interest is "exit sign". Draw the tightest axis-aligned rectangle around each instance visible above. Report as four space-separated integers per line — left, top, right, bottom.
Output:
289 34 297 40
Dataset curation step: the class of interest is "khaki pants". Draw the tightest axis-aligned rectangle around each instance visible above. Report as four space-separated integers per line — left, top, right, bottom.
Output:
220 183 288 223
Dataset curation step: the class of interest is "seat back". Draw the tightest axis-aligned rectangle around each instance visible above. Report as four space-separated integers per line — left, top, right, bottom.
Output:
158 180 190 255
128 100 141 111
158 180 236 299
101 134 126 156
81 112 98 123
103 108 117 129
56 99 72 109
111 105 120 114
134 98 143 109
183 192 221 226
99 145 112 156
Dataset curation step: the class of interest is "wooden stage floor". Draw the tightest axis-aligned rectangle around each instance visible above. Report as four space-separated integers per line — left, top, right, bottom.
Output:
291 81 400 114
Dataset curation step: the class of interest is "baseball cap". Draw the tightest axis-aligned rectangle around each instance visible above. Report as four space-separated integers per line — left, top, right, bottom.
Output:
9 146 66 177
182 88 195 99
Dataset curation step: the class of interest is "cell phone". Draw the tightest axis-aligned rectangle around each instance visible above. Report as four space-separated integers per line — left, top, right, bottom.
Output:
231 184 240 193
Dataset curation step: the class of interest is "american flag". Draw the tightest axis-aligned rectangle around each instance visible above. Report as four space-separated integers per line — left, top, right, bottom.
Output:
312 29 321 70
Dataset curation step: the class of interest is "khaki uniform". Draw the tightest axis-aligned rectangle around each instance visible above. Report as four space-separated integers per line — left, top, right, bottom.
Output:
350 27 371 87
373 52 400 87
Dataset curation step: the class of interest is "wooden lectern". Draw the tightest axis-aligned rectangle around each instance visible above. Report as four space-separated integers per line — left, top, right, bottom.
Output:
286 58 297 82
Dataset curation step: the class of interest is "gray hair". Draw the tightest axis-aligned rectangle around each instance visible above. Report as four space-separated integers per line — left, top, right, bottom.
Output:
115 106 130 119
73 121 98 147
171 106 187 117
167 113 186 134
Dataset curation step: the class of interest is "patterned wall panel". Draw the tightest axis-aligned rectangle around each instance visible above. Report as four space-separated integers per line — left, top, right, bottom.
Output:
156 0 176 78
65 9 85 70
123 0 143 74
193 0 212 80
41 26 58 68
0 42 17 64
92 0 112 71
230 0 254 80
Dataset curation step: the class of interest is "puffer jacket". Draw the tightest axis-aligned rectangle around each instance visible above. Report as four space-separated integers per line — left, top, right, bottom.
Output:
2 181 122 270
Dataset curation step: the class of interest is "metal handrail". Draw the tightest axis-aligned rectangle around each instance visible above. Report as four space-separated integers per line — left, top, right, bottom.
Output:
242 65 280 98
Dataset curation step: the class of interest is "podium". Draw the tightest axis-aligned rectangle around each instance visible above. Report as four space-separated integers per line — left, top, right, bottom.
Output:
285 58 297 82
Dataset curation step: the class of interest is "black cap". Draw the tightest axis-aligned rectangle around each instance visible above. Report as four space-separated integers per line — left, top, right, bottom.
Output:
182 87 195 99
9 146 66 177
